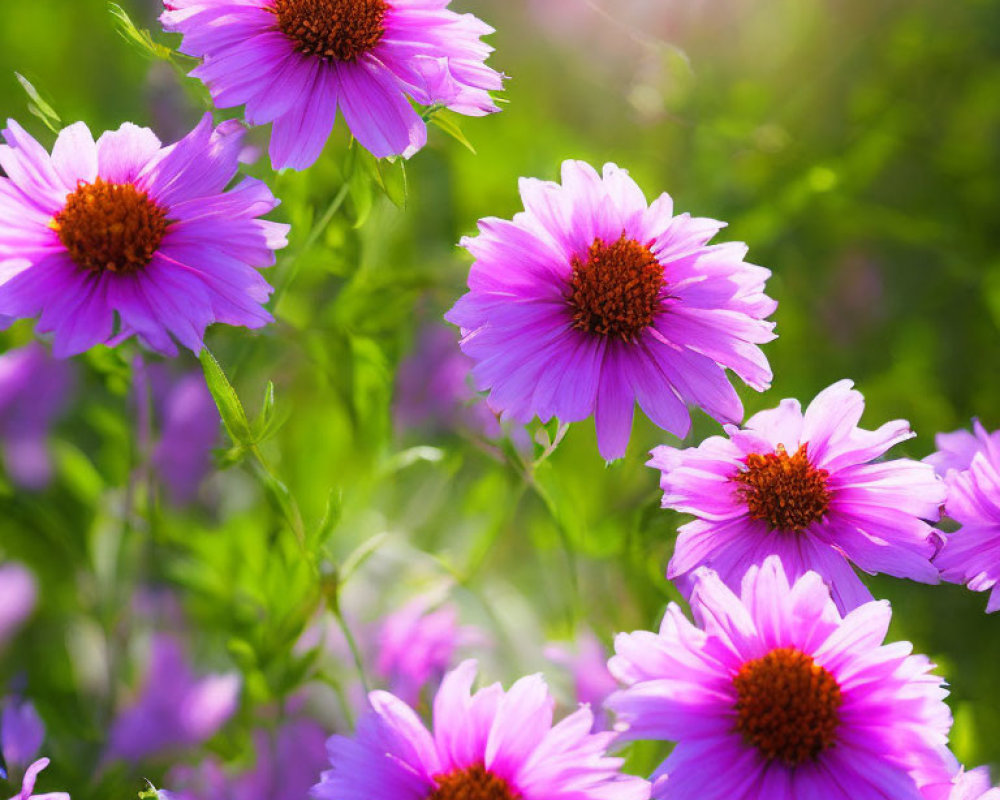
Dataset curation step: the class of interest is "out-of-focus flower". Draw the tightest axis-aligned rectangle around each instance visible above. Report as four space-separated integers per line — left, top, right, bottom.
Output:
0 114 288 357
312 659 649 800
923 767 1000 800
0 565 37 647
1 698 44 775
150 370 220 506
446 160 776 461
372 595 469 707
105 634 240 762
544 630 617 731
926 420 1000 478
0 344 73 490
649 379 944 612
167 717 329 800
161 0 504 170
608 557 957 799
394 324 504 441
7 758 70 800
927 424 1000 612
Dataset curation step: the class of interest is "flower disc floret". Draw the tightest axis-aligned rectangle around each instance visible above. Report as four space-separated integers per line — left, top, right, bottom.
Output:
271 0 388 62
733 647 842 766
649 379 945 611
733 444 831 531
569 234 664 341
52 178 168 274
429 763 520 800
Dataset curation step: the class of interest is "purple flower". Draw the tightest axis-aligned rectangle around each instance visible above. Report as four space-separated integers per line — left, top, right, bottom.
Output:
394 323 504 441
446 160 777 461
167 718 329 800
7 758 70 800
150 370 220 506
927 426 1000 612
312 659 649 800
160 0 504 170
0 344 73 489
1 698 45 773
926 420 1000 477
106 633 240 762
544 630 617 731
372 595 465 707
0 564 37 647
607 557 957 799
923 768 1000 800
649 379 945 612
0 114 289 357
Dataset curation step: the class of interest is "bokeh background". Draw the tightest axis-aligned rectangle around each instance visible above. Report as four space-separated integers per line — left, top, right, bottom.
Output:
1 0 999 795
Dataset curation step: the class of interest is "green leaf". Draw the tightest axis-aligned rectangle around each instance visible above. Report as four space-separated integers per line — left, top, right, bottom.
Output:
15 73 61 133
199 348 253 446
429 111 477 154
339 532 391 586
108 2 177 62
378 157 408 209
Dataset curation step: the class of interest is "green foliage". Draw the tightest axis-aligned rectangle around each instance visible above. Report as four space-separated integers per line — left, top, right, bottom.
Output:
1 0 1000 797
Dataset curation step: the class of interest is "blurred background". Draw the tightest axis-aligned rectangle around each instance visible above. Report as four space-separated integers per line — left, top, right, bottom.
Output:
1 0 999 795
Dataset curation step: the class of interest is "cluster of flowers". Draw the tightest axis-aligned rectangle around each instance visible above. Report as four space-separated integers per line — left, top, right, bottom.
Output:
0 0 998 799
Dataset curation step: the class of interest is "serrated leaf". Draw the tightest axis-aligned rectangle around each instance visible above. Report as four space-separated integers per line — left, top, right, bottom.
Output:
199 348 252 445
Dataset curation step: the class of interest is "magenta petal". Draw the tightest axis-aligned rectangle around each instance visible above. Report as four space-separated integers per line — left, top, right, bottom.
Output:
336 60 426 159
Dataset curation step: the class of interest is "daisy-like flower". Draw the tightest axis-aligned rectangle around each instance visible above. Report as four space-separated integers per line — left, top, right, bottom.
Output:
312 659 649 800
445 160 777 461
923 768 1000 800
925 420 1000 477
161 0 504 170
649 379 945 611
607 558 957 800
925 423 1000 612
0 114 289 357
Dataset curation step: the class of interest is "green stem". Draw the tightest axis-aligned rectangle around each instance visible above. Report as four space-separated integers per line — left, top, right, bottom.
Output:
334 607 371 695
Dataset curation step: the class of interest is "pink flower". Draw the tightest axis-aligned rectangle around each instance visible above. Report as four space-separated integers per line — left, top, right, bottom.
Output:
926 422 1000 612
446 160 776 461
608 557 957 799
0 114 288 356
161 0 504 169
312 659 649 800
649 379 945 611
922 768 1000 800
544 630 618 731
925 420 1000 477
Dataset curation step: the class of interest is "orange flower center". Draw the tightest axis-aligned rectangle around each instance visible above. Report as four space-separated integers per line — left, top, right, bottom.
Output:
271 0 388 62
733 647 842 766
51 178 168 274
732 443 832 531
568 233 665 342
427 764 520 800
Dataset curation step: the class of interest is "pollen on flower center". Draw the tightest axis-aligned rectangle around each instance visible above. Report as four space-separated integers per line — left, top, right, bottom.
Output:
732 443 832 531
427 763 521 800
733 647 842 766
51 178 169 275
568 233 665 342
271 0 388 62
